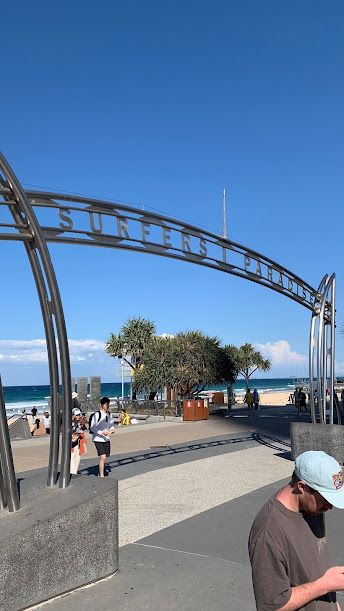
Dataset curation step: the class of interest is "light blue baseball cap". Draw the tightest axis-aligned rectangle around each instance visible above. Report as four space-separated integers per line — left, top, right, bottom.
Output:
295 451 344 509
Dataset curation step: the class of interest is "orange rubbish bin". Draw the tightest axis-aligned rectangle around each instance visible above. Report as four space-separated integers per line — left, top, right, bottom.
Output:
213 391 224 405
195 399 204 421
183 399 195 421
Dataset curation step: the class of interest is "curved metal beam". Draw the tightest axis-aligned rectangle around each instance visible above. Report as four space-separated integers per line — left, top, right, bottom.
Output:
0 376 19 511
0 189 321 312
0 153 72 488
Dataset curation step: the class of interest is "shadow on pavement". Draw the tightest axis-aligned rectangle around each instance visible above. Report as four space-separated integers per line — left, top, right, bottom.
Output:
79 407 299 477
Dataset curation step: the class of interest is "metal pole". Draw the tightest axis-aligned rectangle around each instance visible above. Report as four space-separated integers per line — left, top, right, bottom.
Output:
317 309 324 424
0 152 72 489
329 276 336 424
323 324 328 423
317 277 330 423
0 460 7 509
309 314 317 423
316 274 335 426
0 377 19 512
0 179 61 487
122 361 124 399
26 250 60 486
223 188 227 239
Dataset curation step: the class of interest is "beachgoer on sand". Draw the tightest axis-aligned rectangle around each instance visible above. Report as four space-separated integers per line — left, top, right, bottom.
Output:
253 388 259 411
244 388 254 417
119 408 132 426
29 407 40 435
42 411 51 434
249 450 344 610
89 397 115 477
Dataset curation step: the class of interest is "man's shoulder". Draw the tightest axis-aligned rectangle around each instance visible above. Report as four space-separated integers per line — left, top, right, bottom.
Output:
249 497 287 545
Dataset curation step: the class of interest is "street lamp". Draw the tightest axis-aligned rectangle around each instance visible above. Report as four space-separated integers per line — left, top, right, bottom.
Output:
120 343 128 400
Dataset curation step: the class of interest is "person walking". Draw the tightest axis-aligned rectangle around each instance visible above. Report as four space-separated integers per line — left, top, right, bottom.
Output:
244 388 254 417
253 388 260 411
299 389 308 412
42 410 51 434
29 407 40 435
70 407 87 475
249 450 344 610
89 397 115 477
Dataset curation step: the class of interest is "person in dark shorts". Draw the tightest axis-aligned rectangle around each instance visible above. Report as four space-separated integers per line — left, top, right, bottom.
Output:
89 397 115 477
249 451 344 610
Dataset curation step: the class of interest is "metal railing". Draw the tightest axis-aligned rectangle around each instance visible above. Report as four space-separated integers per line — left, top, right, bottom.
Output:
80 399 181 419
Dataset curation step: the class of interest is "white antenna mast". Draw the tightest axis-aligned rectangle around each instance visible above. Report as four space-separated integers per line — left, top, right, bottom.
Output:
222 187 227 239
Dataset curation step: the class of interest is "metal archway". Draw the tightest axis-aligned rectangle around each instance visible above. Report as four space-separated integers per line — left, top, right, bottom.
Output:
0 152 336 511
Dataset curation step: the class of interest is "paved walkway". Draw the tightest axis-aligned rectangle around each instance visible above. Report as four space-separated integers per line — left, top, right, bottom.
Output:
23 406 344 610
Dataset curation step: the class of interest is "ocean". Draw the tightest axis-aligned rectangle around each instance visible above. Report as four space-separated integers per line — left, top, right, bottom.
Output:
3 378 298 414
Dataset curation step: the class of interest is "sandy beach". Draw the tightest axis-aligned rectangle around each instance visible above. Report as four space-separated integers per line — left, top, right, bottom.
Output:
235 390 291 407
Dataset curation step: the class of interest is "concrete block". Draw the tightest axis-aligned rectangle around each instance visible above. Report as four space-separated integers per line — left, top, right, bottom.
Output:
90 376 101 402
8 417 31 440
0 472 118 610
290 422 344 464
77 377 88 404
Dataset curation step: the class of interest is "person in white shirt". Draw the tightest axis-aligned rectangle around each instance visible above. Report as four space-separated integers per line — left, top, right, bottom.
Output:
89 396 115 477
42 411 51 434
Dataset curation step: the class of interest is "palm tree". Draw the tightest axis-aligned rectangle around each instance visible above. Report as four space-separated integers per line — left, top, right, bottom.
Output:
105 317 156 399
229 343 271 390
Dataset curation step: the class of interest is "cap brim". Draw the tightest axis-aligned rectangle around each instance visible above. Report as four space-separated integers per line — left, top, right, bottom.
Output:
318 487 344 509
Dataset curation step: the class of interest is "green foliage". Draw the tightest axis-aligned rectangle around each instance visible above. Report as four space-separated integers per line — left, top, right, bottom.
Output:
134 330 227 398
105 318 271 400
226 342 271 389
105 317 156 399
133 336 174 394
105 316 156 370
222 345 241 384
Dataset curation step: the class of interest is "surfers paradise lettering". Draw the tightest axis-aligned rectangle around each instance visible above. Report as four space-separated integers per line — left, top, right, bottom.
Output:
56 206 317 307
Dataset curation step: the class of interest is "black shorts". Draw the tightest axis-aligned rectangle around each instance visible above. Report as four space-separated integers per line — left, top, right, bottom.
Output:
94 440 111 457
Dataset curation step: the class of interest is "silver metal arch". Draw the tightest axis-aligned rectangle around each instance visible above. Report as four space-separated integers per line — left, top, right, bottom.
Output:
308 274 337 425
0 152 72 493
25 190 321 312
0 151 337 510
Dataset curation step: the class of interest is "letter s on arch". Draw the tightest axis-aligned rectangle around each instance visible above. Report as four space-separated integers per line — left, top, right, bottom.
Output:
59 207 73 230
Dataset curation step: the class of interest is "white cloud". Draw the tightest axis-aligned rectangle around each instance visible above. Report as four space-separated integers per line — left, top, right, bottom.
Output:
254 340 307 365
335 362 344 376
0 339 106 365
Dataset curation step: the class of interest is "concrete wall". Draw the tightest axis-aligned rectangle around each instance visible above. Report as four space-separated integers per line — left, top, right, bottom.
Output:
8 416 31 440
290 422 344 464
0 473 118 610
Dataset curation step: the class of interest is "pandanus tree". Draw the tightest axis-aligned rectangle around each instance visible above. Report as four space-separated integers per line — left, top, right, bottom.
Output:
105 317 156 399
133 335 174 399
134 330 226 399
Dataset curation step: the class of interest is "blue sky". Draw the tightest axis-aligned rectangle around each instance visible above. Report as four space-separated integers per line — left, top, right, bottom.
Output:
0 0 343 385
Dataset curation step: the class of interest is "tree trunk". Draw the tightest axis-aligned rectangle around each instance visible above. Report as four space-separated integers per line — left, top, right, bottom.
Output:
227 383 234 410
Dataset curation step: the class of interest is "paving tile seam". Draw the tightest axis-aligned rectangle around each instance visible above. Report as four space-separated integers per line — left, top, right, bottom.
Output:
132 542 246 567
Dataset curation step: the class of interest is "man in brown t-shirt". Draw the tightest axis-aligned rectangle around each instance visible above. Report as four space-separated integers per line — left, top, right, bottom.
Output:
249 451 344 610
